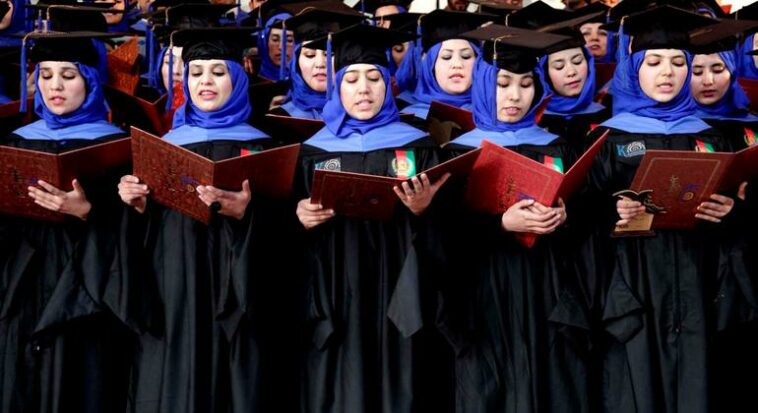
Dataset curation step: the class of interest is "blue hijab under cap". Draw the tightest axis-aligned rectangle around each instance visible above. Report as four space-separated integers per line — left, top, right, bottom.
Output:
739 34 758 79
257 12 291 81
280 43 326 119
410 41 479 109
695 50 758 121
453 58 557 148
13 62 123 140
604 46 710 134
306 64 426 152
596 31 617 64
541 47 605 118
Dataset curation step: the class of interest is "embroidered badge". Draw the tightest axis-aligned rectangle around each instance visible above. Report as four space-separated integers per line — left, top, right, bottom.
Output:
543 155 564 173
240 148 260 156
616 141 646 158
315 157 341 171
744 128 757 147
695 140 715 153
391 149 416 178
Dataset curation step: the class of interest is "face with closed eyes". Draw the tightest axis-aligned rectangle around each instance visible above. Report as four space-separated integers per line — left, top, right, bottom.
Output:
268 28 294 67
638 49 688 103
391 42 410 67
160 46 183 92
580 23 608 59
547 47 588 97
434 39 475 95
496 69 535 123
299 46 328 92
340 64 386 120
38 61 87 115
187 59 233 112
690 53 730 106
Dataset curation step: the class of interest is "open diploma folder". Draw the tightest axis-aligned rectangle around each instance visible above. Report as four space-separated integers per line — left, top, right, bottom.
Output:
0 138 132 222
619 144 758 231
464 130 610 248
310 148 482 221
131 127 300 224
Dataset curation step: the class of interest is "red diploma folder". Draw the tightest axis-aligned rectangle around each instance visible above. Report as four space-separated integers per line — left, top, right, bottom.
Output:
426 101 475 146
131 127 300 224
464 130 609 248
264 114 325 143
105 85 169 135
738 77 758 113
310 148 482 220
0 138 132 222
629 144 758 230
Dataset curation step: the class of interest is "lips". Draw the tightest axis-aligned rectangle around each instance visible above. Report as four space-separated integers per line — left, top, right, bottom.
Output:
657 82 674 93
49 96 66 105
503 106 521 116
566 80 582 90
355 99 373 110
448 73 465 82
700 89 717 98
198 90 217 100
313 73 327 81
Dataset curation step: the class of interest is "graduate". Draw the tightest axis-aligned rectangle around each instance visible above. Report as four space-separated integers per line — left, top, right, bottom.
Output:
0 32 132 413
116 27 296 413
583 6 748 413
379 11 423 107
440 24 593 413
249 1 293 82
268 3 363 119
577 2 616 63
400 10 493 120
734 2 758 79
537 11 611 152
293 23 450 413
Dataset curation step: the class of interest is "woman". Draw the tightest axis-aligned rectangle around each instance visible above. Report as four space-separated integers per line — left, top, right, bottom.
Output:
584 7 747 413
689 26 758 411
117 28 295 413
538 14 610 152
0 34 131 413
268 7 362 119
294 24 450 413
400 10 493 120
442 26 592 413
256 10 293 82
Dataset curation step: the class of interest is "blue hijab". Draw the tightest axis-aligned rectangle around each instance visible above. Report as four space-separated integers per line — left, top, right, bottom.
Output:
695 50 758 122
410 41 479 109
596 31 617 64
306 64 426 152
394 40 420 95
453 58 557 148
13 62 123 140
739 34 758 79
257 12 291 82
166 60 268 145
604 47 710 133
150 47 169 94
172 60 253 129
541 47 605 117
280 43 326 118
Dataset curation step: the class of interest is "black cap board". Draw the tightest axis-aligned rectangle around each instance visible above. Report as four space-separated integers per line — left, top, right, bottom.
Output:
419 9 495 51
612 5 718 52
504 1 573 30
308 23 416 70
689 18 758 54
170 27 260 63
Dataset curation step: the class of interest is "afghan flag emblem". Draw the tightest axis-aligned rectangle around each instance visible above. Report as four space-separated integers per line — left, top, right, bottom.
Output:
543 155 564 173
240 148 259 156
744 128 757 147
392 149 417 178
695 140 715 153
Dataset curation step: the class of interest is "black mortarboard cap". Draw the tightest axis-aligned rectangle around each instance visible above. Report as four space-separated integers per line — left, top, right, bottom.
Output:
171 27 260 63
419 9 495 51
26 31 118 66
733 2 758 21
574 2 609 24
615 5 718 52
504 1 573 30
689 18 758 54
462 24 571 73
375 12 422 33
146 3 236 28
468 0 521 18
280 2 364 43
692 0 728 18
537 10 605 53
308 23 416 70
27 2 122 32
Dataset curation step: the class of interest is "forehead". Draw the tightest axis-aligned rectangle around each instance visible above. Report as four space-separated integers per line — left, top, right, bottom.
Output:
344 63 381 73
548 47 585 60
188 59 228 68
440 39 472 50
39 61 79 70
644 49 686 58
497 68 533 78
692 53 725 66
580 22 603 30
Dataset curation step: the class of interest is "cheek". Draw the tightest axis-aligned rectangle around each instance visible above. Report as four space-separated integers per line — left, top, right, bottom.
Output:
715 73 731 94
672 66 689 88
218 76 233 99
638 68 656 96
548 68 562 86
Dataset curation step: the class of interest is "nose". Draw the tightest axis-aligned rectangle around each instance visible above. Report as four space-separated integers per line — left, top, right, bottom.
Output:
451 53 464 69
660 60 674 77
315 52 327 69
702 70 714 86
49 74 64 90
505 85 520 102
566 63 577 78
199 70 214 85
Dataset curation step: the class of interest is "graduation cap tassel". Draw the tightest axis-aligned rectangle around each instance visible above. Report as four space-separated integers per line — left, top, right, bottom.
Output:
166 36 175 112
280 21 287 80
236 0 242 27
326 32 333 101
146 29 156 88
20 36 28 113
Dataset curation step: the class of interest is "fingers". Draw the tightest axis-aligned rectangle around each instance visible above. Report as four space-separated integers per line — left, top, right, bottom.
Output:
738 182 748 201
35 180 65 196
302 198 328 211
241 180 251 198
393 185 408 202
512 199 536 210
296 198 335 228
709 193 734 207
695 213 722 223
28 187 63 212
527 202 552 215
121 175 140 184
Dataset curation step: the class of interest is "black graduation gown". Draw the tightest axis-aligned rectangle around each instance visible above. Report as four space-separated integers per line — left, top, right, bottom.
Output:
584 126 746 413
122 137 301 413
440 139 592 413
539 109 611 153
296 137 448 413
0 132 133 413
699 118 758 411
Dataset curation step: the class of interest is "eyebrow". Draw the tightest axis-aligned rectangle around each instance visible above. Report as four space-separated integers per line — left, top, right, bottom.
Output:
39 65 77 71
440 47 473 53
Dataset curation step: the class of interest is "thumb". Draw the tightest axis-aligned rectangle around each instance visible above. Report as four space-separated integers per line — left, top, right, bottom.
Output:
72 179 84 194
241 179 251 196
514 198 535 209
738 181 748 201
